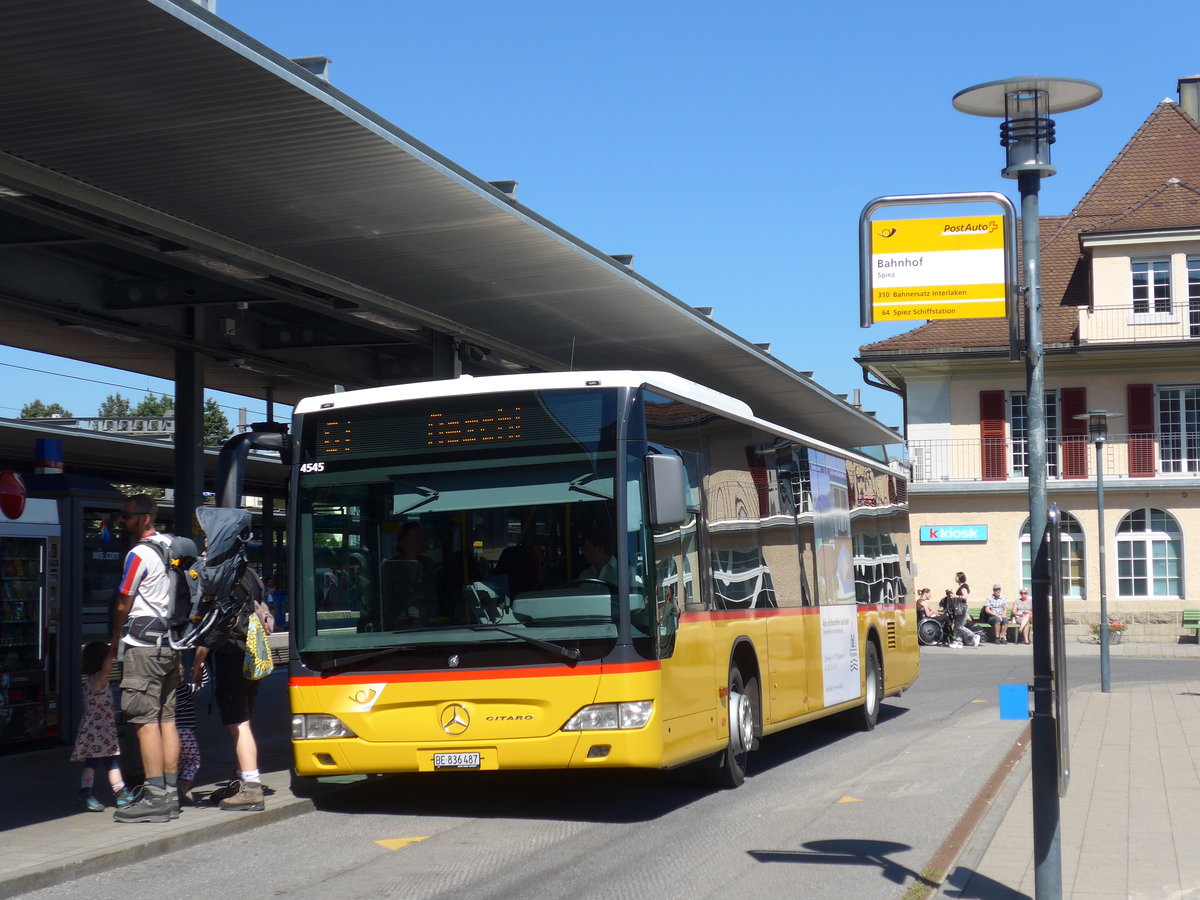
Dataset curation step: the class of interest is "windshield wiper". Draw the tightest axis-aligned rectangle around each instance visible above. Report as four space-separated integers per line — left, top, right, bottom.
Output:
390 478 441 515
567 472 612 501
311 644 420 675
466 625 581 661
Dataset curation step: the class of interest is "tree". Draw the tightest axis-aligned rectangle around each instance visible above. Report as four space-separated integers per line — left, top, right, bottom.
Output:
135 393 174 417
97 393 133 418
20 400 72 418
203 398 232 447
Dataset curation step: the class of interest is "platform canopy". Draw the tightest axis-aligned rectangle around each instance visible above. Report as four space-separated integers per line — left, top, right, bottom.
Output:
0 0 898 451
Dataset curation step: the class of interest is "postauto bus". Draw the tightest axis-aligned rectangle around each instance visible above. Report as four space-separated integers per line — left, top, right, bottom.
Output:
284 371 918 790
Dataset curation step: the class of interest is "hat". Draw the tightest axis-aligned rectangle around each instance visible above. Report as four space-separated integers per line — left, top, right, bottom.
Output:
993 584 1002 590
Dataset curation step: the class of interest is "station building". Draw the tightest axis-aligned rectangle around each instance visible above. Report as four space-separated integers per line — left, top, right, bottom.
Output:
859 78 1200 641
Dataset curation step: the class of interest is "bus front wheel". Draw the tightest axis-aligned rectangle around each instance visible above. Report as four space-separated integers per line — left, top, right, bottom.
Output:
705 665 757 789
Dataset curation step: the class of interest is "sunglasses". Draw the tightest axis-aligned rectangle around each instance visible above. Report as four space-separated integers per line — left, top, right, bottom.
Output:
118 512 144 521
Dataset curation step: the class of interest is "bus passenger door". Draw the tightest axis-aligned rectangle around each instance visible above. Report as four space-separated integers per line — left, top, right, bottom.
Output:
759 442 810 722
654 502 715 763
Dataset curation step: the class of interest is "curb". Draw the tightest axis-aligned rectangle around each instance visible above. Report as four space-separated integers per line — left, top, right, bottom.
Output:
909 722 1033 899
0 786 321 899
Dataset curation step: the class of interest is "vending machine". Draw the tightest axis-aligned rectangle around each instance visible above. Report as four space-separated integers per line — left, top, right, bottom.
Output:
0 472 62 747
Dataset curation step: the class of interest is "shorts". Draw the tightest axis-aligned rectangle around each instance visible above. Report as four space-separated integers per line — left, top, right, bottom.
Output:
120 645 181 725
212 643 259 726
985 613 1006 627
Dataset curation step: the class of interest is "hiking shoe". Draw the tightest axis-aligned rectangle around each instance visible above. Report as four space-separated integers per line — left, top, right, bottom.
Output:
972 633 983 647
77 789 105 812
114 787 135 809
113 785 171 824
167 787 180 819
219 781 265 812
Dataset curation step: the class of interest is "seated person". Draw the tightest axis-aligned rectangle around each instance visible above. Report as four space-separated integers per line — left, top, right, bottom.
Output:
579 527 618 586
916 587 937 618
983 584 1009 644
1012 588 1033 644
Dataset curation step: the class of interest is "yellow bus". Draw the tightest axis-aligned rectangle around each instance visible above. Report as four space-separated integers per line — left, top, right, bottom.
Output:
284 371 918 790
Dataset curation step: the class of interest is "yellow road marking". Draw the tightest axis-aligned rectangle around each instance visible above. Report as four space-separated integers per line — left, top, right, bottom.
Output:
838 796 862 804
376 837 431 851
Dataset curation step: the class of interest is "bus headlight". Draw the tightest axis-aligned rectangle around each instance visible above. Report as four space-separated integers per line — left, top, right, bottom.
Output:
292 714 357 740
562 701 653 731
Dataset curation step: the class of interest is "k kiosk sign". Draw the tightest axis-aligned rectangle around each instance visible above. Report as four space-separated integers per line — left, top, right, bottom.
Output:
919 524 989 543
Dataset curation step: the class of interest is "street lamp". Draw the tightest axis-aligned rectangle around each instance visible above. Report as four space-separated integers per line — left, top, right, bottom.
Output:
1074 410 1122 694
954 76 1101 900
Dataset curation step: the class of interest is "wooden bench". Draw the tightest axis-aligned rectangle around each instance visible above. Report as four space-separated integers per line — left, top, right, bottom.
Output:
1183 609 1200 642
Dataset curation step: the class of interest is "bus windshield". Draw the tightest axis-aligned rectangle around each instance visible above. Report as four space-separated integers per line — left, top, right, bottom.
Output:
292 388 649 665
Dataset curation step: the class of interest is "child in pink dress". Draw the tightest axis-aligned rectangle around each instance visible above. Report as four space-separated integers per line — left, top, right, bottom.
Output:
70 642 133 811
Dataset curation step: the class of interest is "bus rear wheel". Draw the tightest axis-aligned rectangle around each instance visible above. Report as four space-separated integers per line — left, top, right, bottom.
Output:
851 641 882 732
704 665 757 789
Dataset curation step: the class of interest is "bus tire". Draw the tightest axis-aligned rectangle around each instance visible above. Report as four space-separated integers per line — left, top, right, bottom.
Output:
289 770 321 799
704 665 757 789
852 641 882 732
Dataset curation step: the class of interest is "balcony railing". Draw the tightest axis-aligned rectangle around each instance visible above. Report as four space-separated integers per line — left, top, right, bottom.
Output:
1079 302 1200 344
908 433 1200 484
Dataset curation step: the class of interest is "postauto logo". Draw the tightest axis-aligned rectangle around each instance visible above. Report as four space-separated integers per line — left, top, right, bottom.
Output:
919 524 988 543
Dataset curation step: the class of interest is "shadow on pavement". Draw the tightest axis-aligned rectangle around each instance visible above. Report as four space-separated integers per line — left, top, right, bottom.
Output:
941 864 1031 899
748 838 933 888
305 703 911 826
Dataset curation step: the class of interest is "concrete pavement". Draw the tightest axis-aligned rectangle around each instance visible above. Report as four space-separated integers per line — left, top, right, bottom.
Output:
1 639 1197 899
0 664 356 899
935 649 1200 899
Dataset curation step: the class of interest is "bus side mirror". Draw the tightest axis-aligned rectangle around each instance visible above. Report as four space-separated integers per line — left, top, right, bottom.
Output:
646 454 687 527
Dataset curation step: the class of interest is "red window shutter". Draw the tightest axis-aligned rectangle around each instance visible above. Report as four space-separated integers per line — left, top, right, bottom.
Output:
1059 387 1088 478
1127 384 1156 477
979 390 1007 480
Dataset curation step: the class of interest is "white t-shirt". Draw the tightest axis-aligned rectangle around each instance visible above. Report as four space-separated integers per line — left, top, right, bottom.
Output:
118 532 172 648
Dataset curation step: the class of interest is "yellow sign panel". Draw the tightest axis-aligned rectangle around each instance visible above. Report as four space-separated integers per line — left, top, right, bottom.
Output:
870 215 1007 321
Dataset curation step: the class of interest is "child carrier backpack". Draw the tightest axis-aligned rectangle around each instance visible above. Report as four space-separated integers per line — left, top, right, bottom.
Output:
130 507 255 650
133 534 205 649
191 506 255 648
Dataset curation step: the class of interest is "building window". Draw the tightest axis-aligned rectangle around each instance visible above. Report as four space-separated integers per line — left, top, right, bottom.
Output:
1021 512 1084 599
1131 259 1171 314
1157 386 1200 474
1188 256 1200 338
1117 508 1183 599
1010 391 1059 478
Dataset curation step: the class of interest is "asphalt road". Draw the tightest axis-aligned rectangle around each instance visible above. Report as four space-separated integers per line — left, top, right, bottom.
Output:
24 650 1191 900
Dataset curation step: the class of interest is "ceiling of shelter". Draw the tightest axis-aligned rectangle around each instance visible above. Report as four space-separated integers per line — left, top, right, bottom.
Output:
0 0 899 450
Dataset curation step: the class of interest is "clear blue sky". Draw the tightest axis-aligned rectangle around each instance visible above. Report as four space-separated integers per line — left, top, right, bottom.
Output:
4 0 1200 432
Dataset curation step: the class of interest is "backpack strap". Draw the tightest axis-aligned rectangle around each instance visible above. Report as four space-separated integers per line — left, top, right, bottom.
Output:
137 535 171 572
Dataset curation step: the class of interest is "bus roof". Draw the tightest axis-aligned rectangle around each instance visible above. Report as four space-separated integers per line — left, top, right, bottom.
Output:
293 370 895 470
294 371 755 420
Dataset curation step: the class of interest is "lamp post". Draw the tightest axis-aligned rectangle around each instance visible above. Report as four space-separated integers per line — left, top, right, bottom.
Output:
1074 410 1121 693
954 76 1101 900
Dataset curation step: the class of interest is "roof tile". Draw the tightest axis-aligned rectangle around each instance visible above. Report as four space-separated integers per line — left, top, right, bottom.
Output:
861 100 1200 356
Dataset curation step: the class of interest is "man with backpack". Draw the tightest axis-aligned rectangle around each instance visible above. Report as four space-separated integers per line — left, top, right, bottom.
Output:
109 494 182 824
190 506 273 812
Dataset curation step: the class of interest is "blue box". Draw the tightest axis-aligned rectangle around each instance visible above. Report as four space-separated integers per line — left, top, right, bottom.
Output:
999 683 1029 720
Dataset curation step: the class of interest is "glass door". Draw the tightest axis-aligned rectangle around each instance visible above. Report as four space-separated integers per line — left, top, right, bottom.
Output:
0 536 48 743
